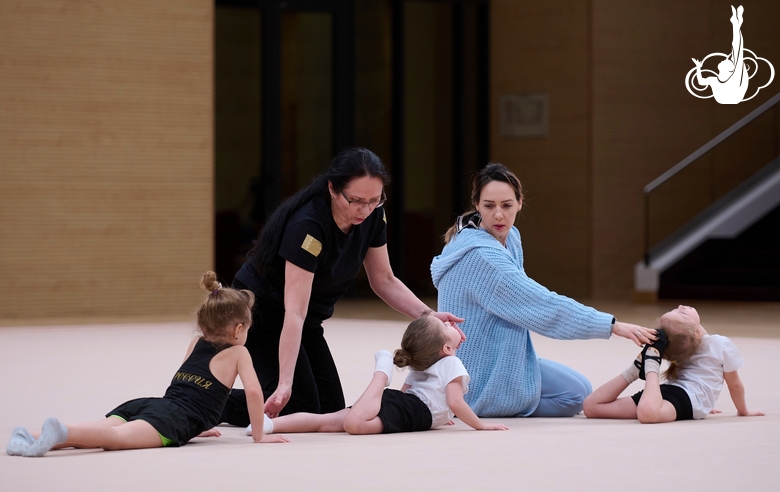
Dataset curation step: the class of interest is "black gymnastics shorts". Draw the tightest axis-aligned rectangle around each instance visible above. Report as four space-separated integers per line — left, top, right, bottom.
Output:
106 397 199 447
631 384 694 421
376 389 433 434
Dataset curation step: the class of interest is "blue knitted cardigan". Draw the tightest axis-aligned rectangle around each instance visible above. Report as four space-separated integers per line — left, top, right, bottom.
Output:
430 227 614 417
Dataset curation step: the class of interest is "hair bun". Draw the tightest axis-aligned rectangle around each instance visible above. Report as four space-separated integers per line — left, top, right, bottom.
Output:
393 349 411 368
200 271 221 293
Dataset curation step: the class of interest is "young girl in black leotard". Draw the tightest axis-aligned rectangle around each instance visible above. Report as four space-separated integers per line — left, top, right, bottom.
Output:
6 272 288 457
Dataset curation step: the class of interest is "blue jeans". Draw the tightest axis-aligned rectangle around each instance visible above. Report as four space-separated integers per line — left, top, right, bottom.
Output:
530 359 593 417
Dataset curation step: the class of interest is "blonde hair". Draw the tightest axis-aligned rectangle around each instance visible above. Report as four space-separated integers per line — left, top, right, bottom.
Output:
658 317 701 381
196 271 255 344
393 316 447 372
444 163 524 244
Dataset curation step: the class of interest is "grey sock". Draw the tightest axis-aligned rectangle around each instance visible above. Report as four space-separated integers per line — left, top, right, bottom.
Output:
23 417 68 457
374 350 394 387
6 427 35 456
621 360 640 384
643 347 661 376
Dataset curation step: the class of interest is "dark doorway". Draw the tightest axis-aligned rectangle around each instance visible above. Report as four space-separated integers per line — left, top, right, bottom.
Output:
214 0 488 296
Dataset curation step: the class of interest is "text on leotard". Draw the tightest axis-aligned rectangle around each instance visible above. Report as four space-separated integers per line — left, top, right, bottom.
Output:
173 372 213 389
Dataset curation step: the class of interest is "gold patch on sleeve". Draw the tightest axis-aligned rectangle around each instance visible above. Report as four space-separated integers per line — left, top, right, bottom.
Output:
301 234 323 257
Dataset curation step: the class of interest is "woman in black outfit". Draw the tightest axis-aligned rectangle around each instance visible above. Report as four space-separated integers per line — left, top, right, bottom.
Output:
221 148 464 426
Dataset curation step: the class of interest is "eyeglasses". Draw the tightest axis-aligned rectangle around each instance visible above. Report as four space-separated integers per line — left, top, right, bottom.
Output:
340 189 386 210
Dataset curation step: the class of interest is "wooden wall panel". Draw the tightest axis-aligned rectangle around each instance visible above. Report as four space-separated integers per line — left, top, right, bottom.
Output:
490 1 592 298
0 1 213 320
590 1 711 297
493 0 780 300
591 0 780 297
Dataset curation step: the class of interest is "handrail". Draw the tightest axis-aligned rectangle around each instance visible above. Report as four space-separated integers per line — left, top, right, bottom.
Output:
644 91 780 194
645 156 780 265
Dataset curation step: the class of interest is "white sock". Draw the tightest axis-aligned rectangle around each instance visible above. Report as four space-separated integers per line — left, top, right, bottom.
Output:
374 350 394 387
245 415 274 436
6 426 35 456
23 418 68 457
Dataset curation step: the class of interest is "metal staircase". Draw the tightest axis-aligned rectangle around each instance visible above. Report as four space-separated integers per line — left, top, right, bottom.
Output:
636 91 780 300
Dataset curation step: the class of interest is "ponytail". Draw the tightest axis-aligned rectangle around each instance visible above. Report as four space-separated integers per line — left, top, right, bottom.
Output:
444 210 481 244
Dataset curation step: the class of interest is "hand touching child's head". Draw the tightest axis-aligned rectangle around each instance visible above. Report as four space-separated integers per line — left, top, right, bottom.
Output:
394 315 451 372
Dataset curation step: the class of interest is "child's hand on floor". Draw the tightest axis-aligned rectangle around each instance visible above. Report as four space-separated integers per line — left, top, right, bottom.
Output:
256 434 290 443
480 423 509 431
197 428 222 438
710 408 765 417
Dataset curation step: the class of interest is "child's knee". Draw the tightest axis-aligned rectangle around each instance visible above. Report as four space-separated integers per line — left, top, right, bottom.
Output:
343 413 381 435
636 413 655 424
581 395 596 418
342 414 361 435
636 402 661 424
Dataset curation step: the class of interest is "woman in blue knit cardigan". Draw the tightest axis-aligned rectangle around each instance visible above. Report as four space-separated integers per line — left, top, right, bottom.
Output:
431 164 656 418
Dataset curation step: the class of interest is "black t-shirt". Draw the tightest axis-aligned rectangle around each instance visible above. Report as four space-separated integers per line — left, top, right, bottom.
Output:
239 194 387 323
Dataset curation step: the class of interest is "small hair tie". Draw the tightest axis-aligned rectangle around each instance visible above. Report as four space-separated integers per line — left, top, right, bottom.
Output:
456 211 481 233
212 282 222 294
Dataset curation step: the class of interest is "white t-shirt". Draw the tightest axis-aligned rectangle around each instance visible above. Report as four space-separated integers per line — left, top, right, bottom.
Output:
669 334 744 420
405 356 470 428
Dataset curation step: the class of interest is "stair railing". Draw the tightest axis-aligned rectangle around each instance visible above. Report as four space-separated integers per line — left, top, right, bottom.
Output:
644 91 780 265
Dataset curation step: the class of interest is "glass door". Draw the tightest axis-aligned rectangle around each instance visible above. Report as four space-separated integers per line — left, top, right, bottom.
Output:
280 11 334 198
214 0 488 294
214 0 352 284
214 3 263 284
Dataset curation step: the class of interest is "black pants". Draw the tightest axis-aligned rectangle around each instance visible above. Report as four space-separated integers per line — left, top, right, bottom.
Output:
220 280 346 426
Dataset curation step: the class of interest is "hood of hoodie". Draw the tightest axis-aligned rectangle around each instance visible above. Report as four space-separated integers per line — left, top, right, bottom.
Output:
430 228 512 288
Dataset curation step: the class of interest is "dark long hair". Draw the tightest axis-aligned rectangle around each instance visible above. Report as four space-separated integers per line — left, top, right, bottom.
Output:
444 163 524 244
247 148 390 274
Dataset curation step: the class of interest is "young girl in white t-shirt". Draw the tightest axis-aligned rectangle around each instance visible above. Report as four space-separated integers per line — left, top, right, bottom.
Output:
249 314 509 435
583 305 764 423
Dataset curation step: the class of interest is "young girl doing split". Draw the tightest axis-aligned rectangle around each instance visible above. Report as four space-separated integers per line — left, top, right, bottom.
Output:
7 272 289 457
583 305 764 423
249 314 509 435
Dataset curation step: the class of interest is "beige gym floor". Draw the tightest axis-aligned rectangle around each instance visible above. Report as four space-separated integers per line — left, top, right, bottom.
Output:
2 299 778 491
